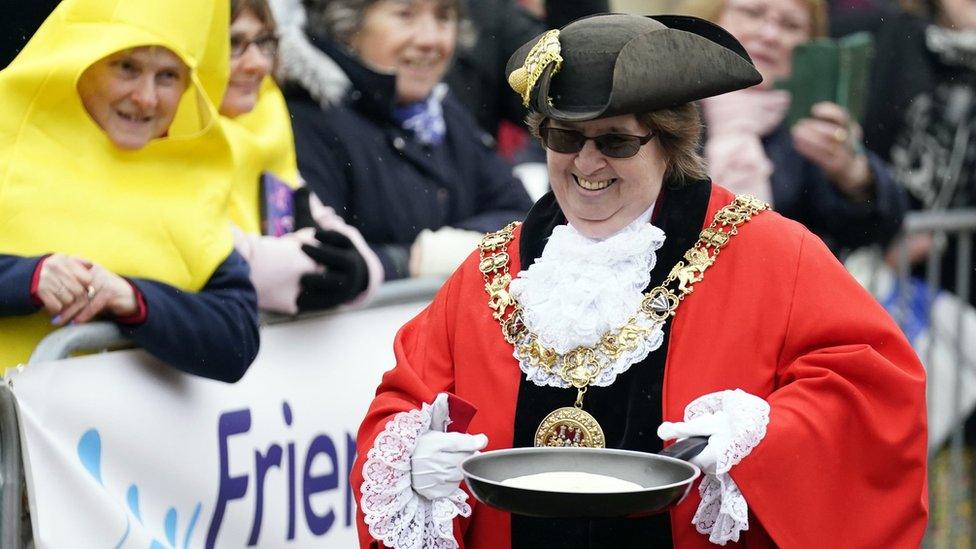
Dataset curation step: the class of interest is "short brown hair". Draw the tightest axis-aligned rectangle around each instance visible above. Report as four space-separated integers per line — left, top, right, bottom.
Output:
526 104 708 186
231 0 277 35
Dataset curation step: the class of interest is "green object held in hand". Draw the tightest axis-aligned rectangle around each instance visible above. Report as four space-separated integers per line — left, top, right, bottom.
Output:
776 32 874 127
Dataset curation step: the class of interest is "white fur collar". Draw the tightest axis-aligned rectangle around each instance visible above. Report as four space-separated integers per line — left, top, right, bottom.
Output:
269 0 350 107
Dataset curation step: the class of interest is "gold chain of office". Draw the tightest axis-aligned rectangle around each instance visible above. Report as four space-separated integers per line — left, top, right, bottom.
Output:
479 194 769 392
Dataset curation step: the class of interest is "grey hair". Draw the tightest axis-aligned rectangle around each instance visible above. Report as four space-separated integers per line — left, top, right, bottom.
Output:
307 0 476 50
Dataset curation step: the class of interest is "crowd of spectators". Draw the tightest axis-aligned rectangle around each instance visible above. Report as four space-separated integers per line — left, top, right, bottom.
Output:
277 0 534 280
0 0 974 381
0 1 971 546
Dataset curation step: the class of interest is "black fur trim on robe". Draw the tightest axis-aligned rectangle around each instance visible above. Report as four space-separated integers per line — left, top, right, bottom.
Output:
511 179 713 549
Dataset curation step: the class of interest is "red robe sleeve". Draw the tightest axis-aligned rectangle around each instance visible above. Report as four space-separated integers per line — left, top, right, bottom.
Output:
350 265 471 549
728 231 928 547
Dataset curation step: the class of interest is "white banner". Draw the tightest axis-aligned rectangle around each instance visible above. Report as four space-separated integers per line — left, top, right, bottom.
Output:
11 300 428 548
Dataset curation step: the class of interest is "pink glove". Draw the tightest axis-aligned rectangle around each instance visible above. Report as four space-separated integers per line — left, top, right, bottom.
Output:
232 227 320 315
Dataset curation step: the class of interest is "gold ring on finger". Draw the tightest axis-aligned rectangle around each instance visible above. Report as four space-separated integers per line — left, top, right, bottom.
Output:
833 127 848 143
86 285 96 301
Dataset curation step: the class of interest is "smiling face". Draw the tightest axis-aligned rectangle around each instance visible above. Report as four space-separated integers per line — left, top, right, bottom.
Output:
349 0 458 104
221 9 275 118
546 114 667 240
76 46 189 150
717 0 812 86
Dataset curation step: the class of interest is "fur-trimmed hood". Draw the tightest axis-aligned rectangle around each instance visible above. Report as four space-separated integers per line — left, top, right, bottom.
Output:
268 0 476 109
269 0 351 107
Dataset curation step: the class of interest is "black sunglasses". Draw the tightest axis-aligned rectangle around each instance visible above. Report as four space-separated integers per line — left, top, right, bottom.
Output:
539 126 656 158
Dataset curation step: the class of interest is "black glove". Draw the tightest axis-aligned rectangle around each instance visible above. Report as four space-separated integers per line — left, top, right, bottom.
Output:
292 187 315 231
297 230 369 311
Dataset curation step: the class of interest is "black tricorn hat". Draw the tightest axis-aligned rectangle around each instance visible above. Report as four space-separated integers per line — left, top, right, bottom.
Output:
505 13 762 122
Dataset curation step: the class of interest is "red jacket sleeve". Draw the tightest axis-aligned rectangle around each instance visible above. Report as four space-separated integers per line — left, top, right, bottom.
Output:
730 231 928 548
350 269 469 549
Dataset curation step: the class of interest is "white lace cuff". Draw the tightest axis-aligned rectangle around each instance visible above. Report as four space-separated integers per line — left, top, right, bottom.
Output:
694 472 749 545
680 389 770 545
360 403 471 549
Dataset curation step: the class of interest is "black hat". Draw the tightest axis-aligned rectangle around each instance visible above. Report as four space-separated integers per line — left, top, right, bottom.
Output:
505 13 762 122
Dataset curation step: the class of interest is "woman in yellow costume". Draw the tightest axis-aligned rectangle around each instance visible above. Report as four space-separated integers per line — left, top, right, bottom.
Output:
220 0 383 315
0 0 259 382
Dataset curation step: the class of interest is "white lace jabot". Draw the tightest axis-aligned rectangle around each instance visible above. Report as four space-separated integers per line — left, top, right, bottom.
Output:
509 206 665 355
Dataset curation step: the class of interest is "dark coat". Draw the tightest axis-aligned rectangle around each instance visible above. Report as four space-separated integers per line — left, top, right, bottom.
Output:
862 12 933 167
0 252 259 382
447 0 609 135
761 122 907 252
861 12 976 301
287 39 533 280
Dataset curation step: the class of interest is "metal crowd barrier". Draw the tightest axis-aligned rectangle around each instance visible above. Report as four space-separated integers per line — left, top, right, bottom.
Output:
911 210 976 549
24 276 448 361
0 276 444 548
5 214 976 546
857 209 976 548
0 375 22 548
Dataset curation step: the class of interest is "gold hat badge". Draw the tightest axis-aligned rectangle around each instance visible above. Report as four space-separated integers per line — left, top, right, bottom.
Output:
507 29 563 108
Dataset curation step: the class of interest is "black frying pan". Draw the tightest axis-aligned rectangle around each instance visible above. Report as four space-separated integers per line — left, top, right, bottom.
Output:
460 437 707 518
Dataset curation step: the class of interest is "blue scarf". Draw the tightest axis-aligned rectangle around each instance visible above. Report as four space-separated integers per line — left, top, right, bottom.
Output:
392 84 447 146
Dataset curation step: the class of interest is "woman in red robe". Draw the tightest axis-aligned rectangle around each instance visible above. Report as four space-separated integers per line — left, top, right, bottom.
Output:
351 12 928 549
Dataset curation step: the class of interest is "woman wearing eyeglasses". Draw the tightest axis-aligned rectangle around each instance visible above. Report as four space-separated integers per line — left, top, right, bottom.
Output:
220 0 382 314
350 13 927 549
274 0 533 281
684 0 907 254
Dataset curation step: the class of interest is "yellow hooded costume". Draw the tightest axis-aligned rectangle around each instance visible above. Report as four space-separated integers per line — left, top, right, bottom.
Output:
0 0 236 368
223 78 300 235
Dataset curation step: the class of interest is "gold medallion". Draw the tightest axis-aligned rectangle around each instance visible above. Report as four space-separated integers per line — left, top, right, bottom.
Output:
534 406 606 448
480 196 769 451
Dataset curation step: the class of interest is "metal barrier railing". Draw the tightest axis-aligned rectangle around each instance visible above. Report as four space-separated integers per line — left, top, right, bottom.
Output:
25 276 447 361
5 214 976 546
912 210 976 549
0 378 21 549
859 209 976 548
0 276 444 548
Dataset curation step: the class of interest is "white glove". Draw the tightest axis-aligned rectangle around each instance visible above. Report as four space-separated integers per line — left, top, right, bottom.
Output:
657 389 770 546
408 227 483 278
410 393 488 500
657 411 733 474
658 389 768 476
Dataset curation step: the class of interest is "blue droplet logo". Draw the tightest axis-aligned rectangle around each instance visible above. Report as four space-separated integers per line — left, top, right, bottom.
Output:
77 429 103 485
76 428 203 548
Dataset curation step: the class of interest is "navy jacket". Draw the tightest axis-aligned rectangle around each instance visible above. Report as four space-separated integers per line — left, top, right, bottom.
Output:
287 38 533 280
762 122 907 252
0 252 259 383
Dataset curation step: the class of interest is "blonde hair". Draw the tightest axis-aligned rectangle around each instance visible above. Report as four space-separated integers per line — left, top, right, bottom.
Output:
526 105 708 187
676 0 829 38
